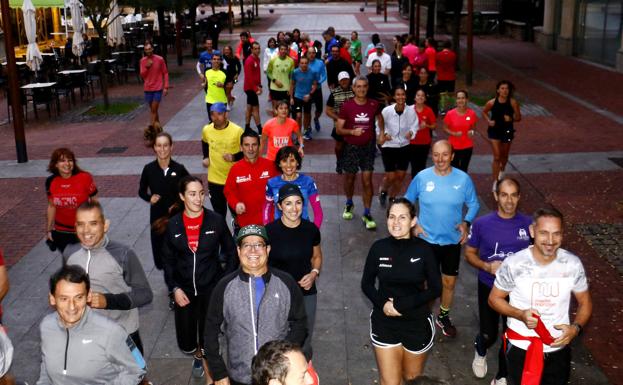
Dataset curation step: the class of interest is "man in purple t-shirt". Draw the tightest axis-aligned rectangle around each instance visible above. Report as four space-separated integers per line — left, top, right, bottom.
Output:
336 76 384 230
465 177 532 385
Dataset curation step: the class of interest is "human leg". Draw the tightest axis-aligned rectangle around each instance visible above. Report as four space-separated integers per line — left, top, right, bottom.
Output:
540 346 571 385
409 144 431 178
150 100 161 126
302 294 317 359
373 346 404 385
150 227 165 270
499 141 512 175
207 182 227 218
451 147 473 173
361 171 373 210
490 139 503 181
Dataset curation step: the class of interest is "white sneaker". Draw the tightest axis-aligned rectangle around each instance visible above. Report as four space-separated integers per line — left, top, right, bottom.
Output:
491 378 507 385
472 350 488 378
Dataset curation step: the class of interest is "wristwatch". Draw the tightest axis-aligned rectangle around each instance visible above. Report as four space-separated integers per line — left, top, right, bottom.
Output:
572 322 583 336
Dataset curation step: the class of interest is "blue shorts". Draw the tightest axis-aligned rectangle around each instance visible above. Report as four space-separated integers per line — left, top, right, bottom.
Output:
144 90 163 104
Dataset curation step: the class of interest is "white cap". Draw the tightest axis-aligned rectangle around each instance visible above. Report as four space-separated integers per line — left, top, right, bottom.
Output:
337 71 350 81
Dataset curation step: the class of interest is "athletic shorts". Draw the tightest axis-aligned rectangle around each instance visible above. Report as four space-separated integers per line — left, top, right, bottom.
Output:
370 310 435 354
427 241 461 276
245 90 259 106
270 89 289 103
293 97 312 114
342 141 376 173
488 126 515 143
380 146 410 172
437 80 455 93
144 90 163 104
311 88 323 113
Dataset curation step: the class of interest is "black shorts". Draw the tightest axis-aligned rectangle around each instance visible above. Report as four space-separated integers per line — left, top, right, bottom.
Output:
427 241 461 276
380 146 410 172
437 80 456 93
342 141 376 173
245 90 259 106
488 126 515 143
311 88 323 113
370 310 435 354
293 97 312 114
270 89 289 103
331 126 345 142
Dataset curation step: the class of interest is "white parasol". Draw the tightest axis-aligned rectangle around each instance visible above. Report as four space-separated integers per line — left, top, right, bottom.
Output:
106 0 124 46
22 0 43 71
69 0 84 57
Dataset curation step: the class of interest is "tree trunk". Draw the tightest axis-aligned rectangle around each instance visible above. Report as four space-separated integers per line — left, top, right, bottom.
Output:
426 0 435 37
240 0 245 25
157 7 168 64
97 29 110 109
451 0 462 67
189 2 198 58
176 13 183 65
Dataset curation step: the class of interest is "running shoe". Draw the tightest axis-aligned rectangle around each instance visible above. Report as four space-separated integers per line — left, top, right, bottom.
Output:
304 130 312 141
191 356 204 378
491 378 507 385
342 204 354 220
314 117 321 132
362 214 377 230
379 191 388 207
436 314 457 338
472 350 487 378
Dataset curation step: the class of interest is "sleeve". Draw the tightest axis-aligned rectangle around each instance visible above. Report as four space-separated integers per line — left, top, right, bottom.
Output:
204 280 229 381
162 227 180 292
463 176 480 223
219 217 238 274
393 244 442 312
313 225 321 246
85 172 98 196
466 219 481 248
572 259 589 293
138 166 151 203
178 164 190 178
326 93 335 108
223 165 241 209
139 58 148 79
266 57 274 80
427 107 437 125
36 360 52 385
45 175 55 198
338 101 349 120
196 59 203 76
318 63 327 84
309 194 323 229
107 326 146 385
262 198 274 225
202 131 210 159
283 275 308 346
404 176 421 203
360 242 385 309
409 108 419 138
104 249 153 310
493 259 515 292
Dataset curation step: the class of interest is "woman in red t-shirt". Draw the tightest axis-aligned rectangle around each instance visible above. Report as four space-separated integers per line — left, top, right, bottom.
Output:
410 89 437 178
443 90 479 172
45 148 98 253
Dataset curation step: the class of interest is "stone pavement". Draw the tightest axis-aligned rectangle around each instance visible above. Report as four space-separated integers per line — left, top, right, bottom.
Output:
0 2 621 384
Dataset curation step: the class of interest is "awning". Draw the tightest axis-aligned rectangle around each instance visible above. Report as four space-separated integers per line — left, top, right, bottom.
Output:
9 0 64 7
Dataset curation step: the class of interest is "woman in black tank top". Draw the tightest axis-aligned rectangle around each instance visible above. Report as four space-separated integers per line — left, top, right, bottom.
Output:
482 80 522 191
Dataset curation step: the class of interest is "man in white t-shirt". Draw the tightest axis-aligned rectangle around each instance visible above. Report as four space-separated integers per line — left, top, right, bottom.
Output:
489 208 592 385
365 43 391 75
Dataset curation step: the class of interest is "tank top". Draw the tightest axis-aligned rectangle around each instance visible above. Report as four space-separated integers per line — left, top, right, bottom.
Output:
491 97 515 131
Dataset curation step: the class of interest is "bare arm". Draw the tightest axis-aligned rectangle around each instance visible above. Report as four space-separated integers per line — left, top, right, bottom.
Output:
0 266 9 303
482 99 495 126
335 118 349 136
552 290 592 347
259 133 268 157
46 201 56 239
465 245 502 275
325 105 338 121
489 286 538 329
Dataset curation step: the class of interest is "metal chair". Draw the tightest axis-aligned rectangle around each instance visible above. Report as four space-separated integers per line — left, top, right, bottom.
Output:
30 86 60 119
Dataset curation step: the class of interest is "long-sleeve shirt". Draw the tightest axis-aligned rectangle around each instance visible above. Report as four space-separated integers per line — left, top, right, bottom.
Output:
405 167 480 245
140 54 169 92
378 103 419 148
138 159 189 222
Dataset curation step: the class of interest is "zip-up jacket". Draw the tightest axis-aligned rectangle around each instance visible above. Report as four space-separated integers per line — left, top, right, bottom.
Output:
37 307 146 385
205 268 307 384
66 237 153 334
162 207 237 295
378 103 419 148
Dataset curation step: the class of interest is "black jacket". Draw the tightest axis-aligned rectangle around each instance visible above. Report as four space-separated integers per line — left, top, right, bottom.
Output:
138 159 189 222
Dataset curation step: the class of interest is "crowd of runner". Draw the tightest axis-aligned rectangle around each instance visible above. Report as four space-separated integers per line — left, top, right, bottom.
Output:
0 25 592 385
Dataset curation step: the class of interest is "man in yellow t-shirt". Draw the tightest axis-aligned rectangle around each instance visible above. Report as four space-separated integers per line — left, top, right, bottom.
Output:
205 53 228 120
201 102 244 218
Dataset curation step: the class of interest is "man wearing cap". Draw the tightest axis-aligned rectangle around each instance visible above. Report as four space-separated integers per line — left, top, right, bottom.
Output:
205 51 228 117
365 43 391 76
326 71 354 174
205 224 307 385
326 45 355 90
202 102 244 218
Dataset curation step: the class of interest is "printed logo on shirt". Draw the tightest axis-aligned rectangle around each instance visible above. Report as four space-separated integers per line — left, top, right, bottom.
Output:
273 136 290 148
354 113 370 123
487 242 515 261
174 233 182 238
237 174 252 183
426 181 435 192
466 117 471 121
187 224 200 231
453 185 461 190
275 293 279 299
410 258 421 263
205 230 215 234
518 228 529 241
260 171 270 179
82 339 93 344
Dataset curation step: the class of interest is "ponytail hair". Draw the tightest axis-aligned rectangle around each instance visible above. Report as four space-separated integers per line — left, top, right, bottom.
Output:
143 122 166 148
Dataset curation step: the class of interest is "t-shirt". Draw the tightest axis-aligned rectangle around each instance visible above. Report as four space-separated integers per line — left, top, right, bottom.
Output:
46 172 98 231
411 105 436 145
402 43 419 66
266 219 321 296
262 117 300 161
436 49 457 81
425 46 437 72
267 56 295 92
444 108 478 150
405 167 479 245
349 39 362 61
467 212 532 287
292 68 318 100
205 69 227 104
366 52 392 73
201 121 244 185
198 50 216 72
183 211 204 252
494 247 588 352
338 98 379 146
265 174 319 222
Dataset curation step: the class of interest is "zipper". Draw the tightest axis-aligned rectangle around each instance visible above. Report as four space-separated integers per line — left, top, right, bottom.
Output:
85 249 92 274
63 328 69 375
192 250 197 296
248 277 258 353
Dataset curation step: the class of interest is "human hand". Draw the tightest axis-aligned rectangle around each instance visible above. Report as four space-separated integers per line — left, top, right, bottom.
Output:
504 114 513 122
215 377 231 385
520 309 539 329
298 271 318 290
383 299 402 317
405 131 413 139
163 88 169 96
303 94 310 102
174 288 190 307
235 203 246 215
223 153 234 162
551 324 579 347
150 194 161 205
298 147 304 158
457 222 469 244
351 127 363 136
413 223 427 238
216 81 224 88
146 59 153 67
202 158 210 168
256 88 263 96
89 292 107 309
274 80 283 88
488 260 502 275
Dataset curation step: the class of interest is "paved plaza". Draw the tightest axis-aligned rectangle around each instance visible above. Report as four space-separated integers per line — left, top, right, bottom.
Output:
0 2 622 384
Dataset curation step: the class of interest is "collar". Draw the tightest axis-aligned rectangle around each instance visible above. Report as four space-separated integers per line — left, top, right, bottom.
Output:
237 267 272 283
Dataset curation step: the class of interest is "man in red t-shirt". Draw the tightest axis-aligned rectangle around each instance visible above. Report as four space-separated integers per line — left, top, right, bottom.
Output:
224 131 278 233
243 42 263 135
140 42 169 127
435 41 457 93
336 76 383 230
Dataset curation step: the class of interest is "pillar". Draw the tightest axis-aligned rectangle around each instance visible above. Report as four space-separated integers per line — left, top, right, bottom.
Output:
616 29 623 72
556 0 574 55
535 0 555 49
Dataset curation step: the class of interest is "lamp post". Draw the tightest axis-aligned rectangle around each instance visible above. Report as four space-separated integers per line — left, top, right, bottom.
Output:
1 0 28 163
466 0 474 85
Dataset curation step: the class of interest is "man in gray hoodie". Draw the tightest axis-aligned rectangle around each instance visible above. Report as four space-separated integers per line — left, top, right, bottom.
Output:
66 201 153 353
37 264 145 384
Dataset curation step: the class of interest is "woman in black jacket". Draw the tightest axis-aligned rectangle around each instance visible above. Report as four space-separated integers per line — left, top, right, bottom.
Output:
223 45 241 107
366 59 391 110
162 175 237 381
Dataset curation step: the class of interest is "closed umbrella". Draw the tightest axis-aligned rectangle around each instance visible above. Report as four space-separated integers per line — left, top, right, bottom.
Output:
69 0 84 57
153 13 159 32
22 0 43 72
106 0 124 46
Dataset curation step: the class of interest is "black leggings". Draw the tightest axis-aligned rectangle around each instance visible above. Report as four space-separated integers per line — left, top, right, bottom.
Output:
409 143 431 178
174 292 211 354
476 281 507 379
208 182 228 219
451 147 473 173
149 227 166 270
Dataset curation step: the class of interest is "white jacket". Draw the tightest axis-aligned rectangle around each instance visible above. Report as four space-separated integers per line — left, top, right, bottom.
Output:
378 103 419 148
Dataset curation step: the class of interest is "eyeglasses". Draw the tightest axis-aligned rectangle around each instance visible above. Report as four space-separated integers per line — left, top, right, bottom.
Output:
241 243 266 250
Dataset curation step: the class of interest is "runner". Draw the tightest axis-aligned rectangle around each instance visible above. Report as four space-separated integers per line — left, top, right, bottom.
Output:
424 38 437 82
197 37 217 87
45 148 97 256
361 198 441 385
367 60 392 109
482 80 522 190
263 37 278 90
201 102 244 218
264 146 323 228
377 87 419 207
349 31 363 75
235 31 253 61
464 178 532 384
161 175 237 381
306 47 327 133
410 89 436 178
222 45 241 108
266 43 295 113
140 41 169 128
390 38 410 89
336 76 383 230
243 41 263 134
252 340 315 385
326 45 355 90
260 101 303 161
416 67 439 116
365 34 381 60
443 90 479 172
405 140 480 338
394 62 418 105
204 51 227 117
326 71 355 174
366 43 391 76
266 184 323 359
290 56 319 141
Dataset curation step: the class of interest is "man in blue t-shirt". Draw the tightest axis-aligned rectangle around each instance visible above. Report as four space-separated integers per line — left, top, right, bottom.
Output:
289 56 318 141
197 37 226 89
405 139 480 338
306 48 327 133
464 177 532 385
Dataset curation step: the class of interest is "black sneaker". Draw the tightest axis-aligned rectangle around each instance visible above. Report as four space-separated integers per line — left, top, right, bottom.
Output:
379 191 388 207
436 314 457 338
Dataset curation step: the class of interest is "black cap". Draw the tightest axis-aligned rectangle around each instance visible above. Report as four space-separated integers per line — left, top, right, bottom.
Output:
277 183 303 204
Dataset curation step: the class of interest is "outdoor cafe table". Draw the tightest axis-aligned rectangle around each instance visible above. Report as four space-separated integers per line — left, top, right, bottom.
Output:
57 69 87 75
21 82 57 89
